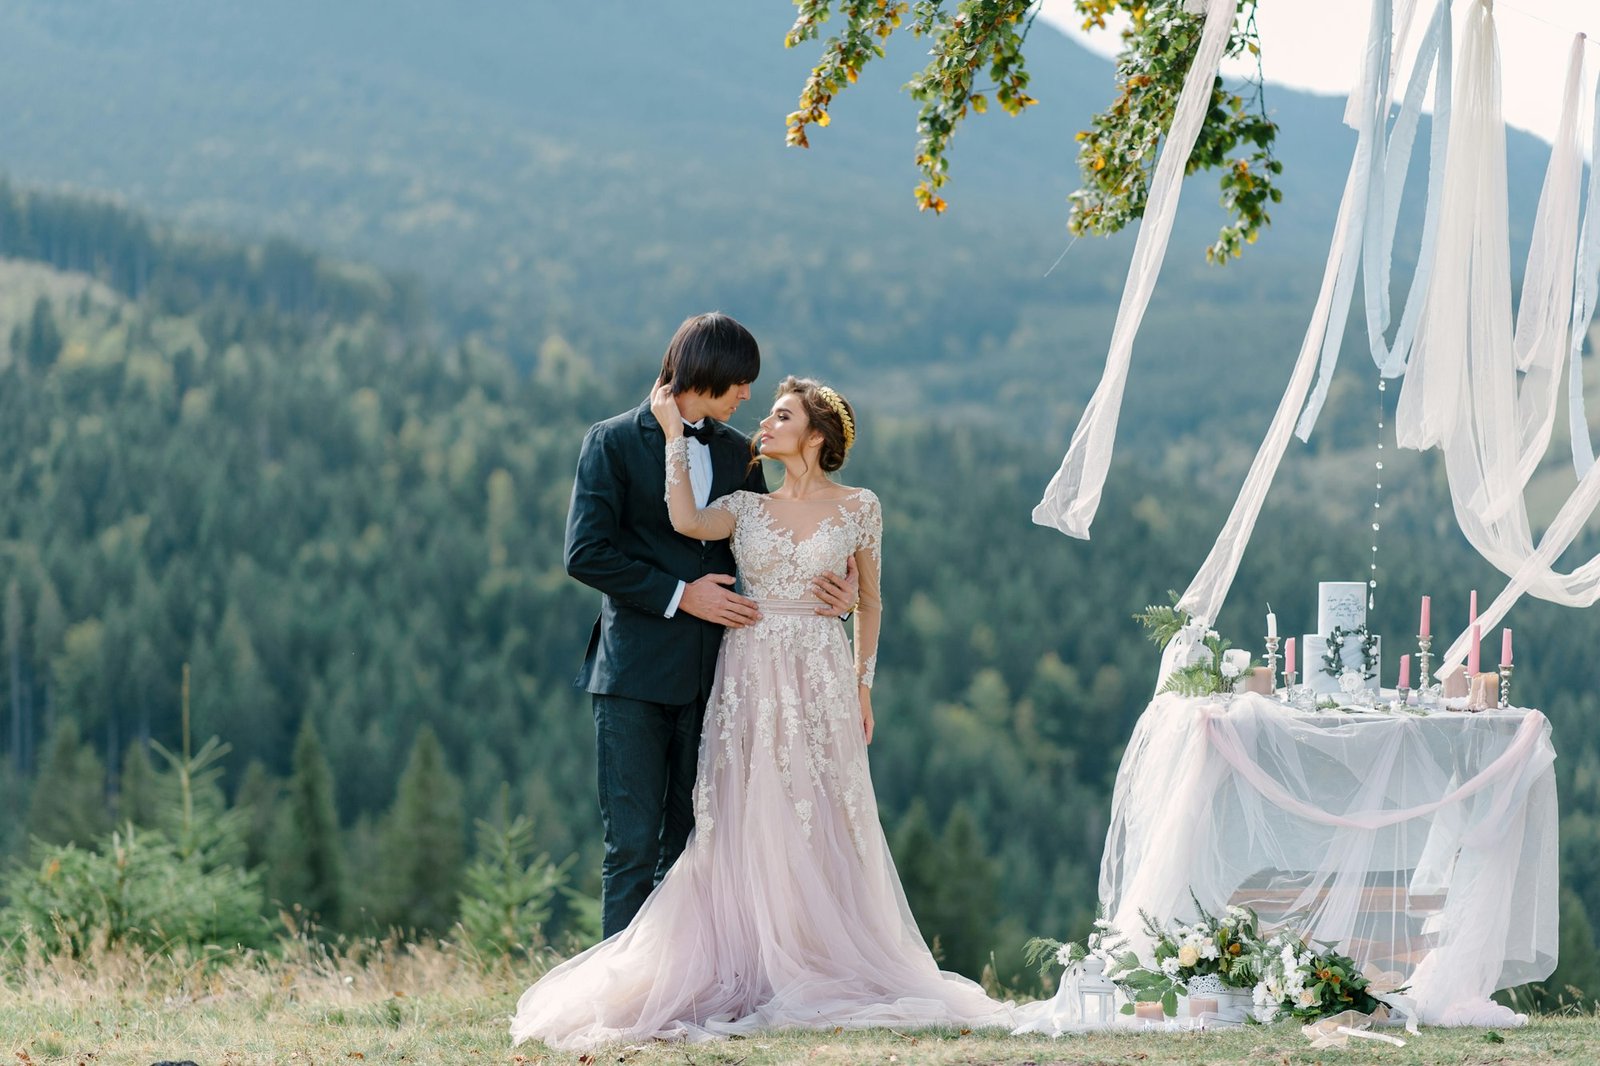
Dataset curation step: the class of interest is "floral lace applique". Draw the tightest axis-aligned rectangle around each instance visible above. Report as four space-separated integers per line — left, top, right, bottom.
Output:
663 437 690 499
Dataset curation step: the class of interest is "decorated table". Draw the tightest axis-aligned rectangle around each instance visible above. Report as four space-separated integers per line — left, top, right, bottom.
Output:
1098 691 1558 1026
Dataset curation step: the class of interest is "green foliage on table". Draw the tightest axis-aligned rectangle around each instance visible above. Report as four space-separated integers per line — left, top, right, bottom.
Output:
1135 593 1253 698
1132 591 1188 649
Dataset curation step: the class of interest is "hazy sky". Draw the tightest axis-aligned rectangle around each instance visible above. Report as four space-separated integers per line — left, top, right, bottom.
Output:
1038 0 1600 145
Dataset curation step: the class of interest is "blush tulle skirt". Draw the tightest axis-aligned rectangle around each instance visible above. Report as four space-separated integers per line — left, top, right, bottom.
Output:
510 605 1013 1049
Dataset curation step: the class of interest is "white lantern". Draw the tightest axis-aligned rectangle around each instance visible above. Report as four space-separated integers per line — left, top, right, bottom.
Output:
1074 955 1118 1028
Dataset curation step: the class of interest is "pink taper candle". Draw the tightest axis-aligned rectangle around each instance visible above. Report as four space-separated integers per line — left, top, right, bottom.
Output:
1419 595 1431 637
1501 627 1512 667
1468 623 1481 675
1398 654 1411 690
1469 589 1478 628
1284 637 1296 677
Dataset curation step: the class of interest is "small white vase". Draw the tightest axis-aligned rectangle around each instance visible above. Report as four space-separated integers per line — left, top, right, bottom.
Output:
1216 987 1254 1023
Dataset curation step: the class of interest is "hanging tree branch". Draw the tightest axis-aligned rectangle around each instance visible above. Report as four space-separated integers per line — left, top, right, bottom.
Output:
784 0 1282 263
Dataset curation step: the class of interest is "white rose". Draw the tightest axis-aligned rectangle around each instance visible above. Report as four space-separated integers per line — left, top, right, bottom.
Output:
1221 649 1251 678
1297 989 1319 1008
1177 944 1201 969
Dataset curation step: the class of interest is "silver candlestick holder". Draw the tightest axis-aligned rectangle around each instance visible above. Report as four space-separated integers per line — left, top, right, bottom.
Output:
1499 663 1513 709
1416 634 1433 695
1396 685 1411 709
1264 635 1281 687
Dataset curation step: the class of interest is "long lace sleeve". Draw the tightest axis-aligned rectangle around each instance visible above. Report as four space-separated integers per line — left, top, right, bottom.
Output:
853 492 883 688
663 437 736 540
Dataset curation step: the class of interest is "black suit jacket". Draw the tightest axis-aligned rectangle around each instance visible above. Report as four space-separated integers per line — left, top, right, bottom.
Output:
565 400 768 705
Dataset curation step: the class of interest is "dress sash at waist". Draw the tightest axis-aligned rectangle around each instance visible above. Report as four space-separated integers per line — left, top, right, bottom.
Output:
755 597 830 617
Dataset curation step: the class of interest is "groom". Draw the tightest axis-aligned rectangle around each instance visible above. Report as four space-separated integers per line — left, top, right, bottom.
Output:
566 311 858 936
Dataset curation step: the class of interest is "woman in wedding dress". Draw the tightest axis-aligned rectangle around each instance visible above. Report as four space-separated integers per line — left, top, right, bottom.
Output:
510 376 1012 1049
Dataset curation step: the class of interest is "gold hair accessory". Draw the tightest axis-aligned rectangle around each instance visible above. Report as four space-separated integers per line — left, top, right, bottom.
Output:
815 385 855 451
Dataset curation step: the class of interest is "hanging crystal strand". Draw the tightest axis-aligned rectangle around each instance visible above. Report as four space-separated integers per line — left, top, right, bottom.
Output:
1371 375 1387 610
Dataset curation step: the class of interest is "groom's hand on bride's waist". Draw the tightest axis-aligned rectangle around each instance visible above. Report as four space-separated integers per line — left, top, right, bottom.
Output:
810 556 858 618
680 574 762 627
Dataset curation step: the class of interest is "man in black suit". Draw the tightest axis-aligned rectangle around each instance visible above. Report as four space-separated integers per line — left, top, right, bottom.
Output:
566 312 858 936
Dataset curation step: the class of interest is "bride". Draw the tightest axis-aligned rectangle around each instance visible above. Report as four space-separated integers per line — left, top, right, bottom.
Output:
510 376 1012 1049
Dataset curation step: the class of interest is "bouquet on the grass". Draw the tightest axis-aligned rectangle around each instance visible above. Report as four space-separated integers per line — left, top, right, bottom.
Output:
1252 930 1396 1022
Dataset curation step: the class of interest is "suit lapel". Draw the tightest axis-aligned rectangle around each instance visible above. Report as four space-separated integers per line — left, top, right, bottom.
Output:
634 401 666 482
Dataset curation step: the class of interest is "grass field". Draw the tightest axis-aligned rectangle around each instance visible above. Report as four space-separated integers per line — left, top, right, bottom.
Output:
3 939 1596 1065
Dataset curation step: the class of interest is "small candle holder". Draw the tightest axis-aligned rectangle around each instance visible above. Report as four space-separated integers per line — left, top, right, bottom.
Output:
1264 634 1281 686
1498 663 1513 709
1396 685 1411 709
1416 634 1433 693
1280 668 1296 697
1466 672 1496 712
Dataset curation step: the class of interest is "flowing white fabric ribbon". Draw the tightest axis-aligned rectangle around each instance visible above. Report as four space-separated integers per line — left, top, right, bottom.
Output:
1567 65 1600 477
1032 0 1235 539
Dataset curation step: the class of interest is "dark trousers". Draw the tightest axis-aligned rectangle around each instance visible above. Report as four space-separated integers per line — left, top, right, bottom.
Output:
592 693 705 938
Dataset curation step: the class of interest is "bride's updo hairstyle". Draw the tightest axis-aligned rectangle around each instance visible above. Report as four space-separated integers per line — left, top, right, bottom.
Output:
775 376 856 473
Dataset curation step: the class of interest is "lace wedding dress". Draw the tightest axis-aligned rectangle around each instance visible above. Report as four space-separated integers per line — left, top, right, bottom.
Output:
510 442 1012 1049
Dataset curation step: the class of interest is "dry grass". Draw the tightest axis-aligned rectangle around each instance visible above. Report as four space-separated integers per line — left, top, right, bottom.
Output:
2 938 1597 1065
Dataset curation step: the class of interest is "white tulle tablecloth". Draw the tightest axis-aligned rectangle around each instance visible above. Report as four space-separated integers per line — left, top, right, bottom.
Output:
1099 692 1558 1026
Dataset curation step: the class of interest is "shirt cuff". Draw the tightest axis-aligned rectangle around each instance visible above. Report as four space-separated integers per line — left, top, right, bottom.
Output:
664 580 686 619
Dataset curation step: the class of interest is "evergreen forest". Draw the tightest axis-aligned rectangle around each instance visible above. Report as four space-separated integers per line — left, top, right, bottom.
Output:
2 180 1600 1010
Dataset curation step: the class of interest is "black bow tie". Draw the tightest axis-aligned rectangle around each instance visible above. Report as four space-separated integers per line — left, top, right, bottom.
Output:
682 420 715 444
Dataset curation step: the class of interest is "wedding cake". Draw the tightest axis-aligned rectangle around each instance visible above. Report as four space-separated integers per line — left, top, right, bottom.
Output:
1302 581 1381 694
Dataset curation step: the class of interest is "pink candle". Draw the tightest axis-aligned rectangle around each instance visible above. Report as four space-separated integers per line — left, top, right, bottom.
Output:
1398 654 1411 689
1419 595 1431 637
1469 589 1478 628
1468 623 1481 675
1284 637 1296 677
1501 627 1512 667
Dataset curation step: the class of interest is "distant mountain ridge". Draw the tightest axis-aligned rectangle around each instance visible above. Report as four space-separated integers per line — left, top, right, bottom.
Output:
0 0 1558 447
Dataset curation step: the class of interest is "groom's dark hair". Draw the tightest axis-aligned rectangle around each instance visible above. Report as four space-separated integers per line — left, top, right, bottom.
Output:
659 312 760 397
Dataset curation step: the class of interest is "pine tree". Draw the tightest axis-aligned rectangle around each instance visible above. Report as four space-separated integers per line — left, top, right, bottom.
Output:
233 759 281 871
890 800 945 959
26 717 110 845
271 714 345 928
933 802 1001 978
5 579 23 772
25 297 63 370
888 799 999 979
117 741 160 828
376 725 465 934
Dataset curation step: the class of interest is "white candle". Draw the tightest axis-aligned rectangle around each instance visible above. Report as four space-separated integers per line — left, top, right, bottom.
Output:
1501 627 1512 667
1266 607 1277 639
